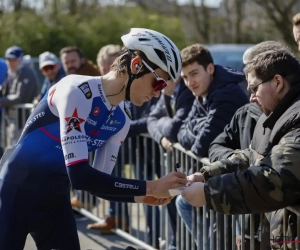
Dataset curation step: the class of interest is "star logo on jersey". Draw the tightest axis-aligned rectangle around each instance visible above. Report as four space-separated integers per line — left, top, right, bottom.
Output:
65 108 85 134
93 107 100 116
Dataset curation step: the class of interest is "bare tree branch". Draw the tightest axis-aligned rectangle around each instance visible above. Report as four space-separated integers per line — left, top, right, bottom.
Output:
12 0 23 11
253 0 297 48
67 0 77 15
189 0 210 42
235 0 245 43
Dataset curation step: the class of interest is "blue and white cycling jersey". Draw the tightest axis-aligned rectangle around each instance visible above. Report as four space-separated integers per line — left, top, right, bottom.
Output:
0 74 131 186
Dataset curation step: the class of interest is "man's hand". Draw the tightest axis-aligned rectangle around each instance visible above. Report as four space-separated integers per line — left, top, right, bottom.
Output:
187 172 204 186
181 182 206 207
134 196 172 206
146 172 187 198
161 137 173 152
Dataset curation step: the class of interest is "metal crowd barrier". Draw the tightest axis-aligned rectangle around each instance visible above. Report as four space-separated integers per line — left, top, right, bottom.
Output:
1 103 300 250
0 103 34 149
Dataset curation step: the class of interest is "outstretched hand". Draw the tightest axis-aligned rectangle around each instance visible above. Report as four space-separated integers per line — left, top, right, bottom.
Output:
181 182 206 207
161 137 173 152
187 172 204 186
146 171 187 198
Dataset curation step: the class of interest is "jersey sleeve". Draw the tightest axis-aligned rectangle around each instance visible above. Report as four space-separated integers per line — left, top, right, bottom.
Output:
50 84 92 166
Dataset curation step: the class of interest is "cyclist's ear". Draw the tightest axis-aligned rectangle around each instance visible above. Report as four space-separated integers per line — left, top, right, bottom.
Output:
130 56 142 74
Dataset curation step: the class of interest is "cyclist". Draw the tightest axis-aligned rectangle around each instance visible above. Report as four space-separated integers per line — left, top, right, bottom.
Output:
0 28 186 250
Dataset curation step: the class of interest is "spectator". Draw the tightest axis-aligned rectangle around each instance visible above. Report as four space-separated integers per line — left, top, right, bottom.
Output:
0 46 38 146
147 77 194 150
292 13 300 52
33 51 66 107
97 44 121 75
182 45 300 250
177 43 249 158
211 103 262 250
60 46 100 76
0 46 37 107
0 58 8 156
22 55 34 68
0 58 8 85
147 77 194 249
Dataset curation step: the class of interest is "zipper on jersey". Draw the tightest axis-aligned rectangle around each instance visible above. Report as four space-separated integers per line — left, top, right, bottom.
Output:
106 106 115 123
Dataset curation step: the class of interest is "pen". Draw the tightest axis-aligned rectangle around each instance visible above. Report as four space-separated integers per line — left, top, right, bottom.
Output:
175 163 184 173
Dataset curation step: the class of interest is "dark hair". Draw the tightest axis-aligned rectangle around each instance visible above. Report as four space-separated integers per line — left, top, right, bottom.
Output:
181 43 213 69
110 47 159 76
292 13 300 26
244 49 300 87
59 46 84 58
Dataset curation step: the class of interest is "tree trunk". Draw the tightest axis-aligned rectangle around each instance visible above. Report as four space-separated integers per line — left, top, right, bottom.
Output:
253 0 298 49
13 0 23 11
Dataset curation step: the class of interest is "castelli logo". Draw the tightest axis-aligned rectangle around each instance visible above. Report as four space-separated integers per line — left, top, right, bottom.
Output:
93 107 100 116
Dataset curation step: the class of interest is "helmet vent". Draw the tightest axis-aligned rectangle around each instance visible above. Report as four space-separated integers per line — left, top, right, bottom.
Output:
138 38 151 42
154 49 167 67
170 67 175 81
172 49 178 74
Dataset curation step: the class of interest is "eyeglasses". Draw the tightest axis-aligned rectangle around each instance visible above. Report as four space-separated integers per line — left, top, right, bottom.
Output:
142 60 168 91
249 76 274 95
42 65 56 73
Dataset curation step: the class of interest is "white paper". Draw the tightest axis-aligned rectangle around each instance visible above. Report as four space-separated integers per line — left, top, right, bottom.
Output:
168 187 185 196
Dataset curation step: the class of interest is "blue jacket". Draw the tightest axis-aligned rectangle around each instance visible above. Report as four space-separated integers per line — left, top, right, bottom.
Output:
177 65 249 158
147 81 194 144
0 58 7 85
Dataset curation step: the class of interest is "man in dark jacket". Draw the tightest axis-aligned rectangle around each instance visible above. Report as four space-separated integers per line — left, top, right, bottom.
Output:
177 43 249 158
209 103 262 162
147 78 194 149
182 44 300 250
147 78 194 249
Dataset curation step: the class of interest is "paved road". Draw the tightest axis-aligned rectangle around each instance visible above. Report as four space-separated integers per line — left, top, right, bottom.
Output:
24 218 143 250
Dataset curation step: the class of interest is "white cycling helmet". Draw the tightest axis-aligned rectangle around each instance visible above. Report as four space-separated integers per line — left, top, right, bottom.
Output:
121 28 182 82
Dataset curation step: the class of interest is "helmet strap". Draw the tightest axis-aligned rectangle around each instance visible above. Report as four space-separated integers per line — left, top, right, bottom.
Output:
125 51 151 101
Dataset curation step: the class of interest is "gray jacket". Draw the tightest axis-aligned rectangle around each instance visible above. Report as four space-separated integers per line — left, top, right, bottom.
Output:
0 65 38 107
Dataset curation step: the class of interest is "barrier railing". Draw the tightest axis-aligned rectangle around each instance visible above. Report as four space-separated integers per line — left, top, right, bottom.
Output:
2 103 300 250
0 103 34 149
